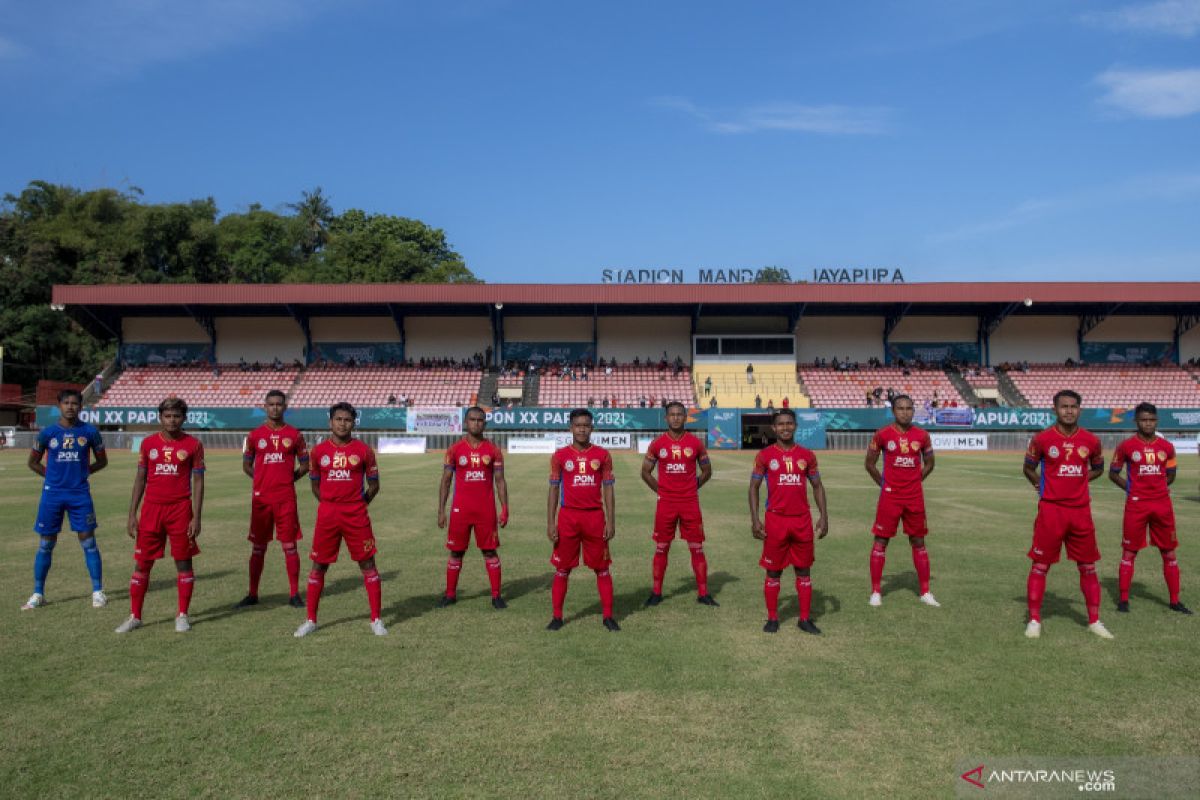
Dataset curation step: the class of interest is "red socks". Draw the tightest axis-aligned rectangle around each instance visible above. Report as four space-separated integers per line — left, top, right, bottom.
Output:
1162 550 1181 604
1027 563 1048 623
248 545 266 597
445 557 463 599
651 542 670 594
176 571 195 616
130 561 153 619
485 556 502 599
870 542 887 593
764 576 781 621
796 576 812 621
1119 551 1136 603
1078 563 1101 624
596 569 615 618
912 546 931 595
362 567 382 621
283 544 300 597
306 569 325 623
689 545 709 597
551 569 570 618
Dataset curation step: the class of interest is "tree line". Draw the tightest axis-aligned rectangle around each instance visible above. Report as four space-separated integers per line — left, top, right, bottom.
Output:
0 181 477 390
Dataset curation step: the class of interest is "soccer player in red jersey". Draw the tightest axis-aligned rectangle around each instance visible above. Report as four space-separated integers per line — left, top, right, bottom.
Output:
294 403 386 637
236 390 310 609
749 409 828 635
864 395 939 608
640 402 716 606
115 397 205 634
1108 403 1190 615
546 409 619 632
437 406 509 609
1022 389 1112 639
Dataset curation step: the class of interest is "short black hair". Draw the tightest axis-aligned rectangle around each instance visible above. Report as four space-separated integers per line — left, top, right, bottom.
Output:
1134 402 1158 417
264 389 287 403
569 408 593 423
1053 389 1082 406
891 394 914 406
772 408 797 422
329 401 357 419
464 405 487 418
665 401 688 414
58 389 83 403
159 397 188 415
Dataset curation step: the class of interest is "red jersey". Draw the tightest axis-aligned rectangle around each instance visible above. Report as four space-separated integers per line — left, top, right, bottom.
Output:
645 432 709 502
1110 436 1176 501
753 444 819 516
444 437 504 512
243 423 309 501
310 438 378 505
139 432 205 504
1025 426 1103 507
550 444 614 510
869 424 932 499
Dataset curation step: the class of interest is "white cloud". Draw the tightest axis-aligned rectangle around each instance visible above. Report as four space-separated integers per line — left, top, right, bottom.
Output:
1096 67 1200 118
652 96 892 136
1084 0 1200 38
930 172 1200 243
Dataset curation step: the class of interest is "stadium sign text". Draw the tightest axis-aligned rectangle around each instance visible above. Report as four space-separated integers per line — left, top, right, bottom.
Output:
600 268 905 284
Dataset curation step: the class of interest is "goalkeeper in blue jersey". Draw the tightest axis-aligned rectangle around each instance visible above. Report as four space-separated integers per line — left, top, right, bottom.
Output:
24 389 109 610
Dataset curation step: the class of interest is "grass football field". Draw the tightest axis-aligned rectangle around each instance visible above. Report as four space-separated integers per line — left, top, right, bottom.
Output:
1 447 1198 799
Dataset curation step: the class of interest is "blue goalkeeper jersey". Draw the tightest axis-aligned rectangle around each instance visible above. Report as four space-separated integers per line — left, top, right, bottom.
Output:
33 423 105 492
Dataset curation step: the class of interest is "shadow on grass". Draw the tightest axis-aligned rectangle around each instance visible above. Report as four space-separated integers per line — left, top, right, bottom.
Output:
662 569 739 603
1101 576 1171 610
1010 590 1089 626
385 572 555 627
779 588 841 621
562 570 739 625
882 570 920 599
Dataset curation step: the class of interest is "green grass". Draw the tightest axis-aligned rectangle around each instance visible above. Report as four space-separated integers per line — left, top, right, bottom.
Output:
2 447 1198 799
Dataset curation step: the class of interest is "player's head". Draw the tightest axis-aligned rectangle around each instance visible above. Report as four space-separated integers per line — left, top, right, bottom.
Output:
771 408 797 444
1134 402 1158 437
464 406 487 437
328 401 357 438
158 397 188 433
1052 390 1081 427
569 408 593 445
263 389 287 421
891 394 914 426
57 389 83 421
665 401 687 432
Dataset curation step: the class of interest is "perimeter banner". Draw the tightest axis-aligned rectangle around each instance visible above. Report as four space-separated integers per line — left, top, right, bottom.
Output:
481 406 705 431
36 406 407 430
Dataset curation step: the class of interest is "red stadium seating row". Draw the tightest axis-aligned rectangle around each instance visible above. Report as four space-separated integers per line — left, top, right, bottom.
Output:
798 367 967 408
1004 364 1200 407
536 367 696 407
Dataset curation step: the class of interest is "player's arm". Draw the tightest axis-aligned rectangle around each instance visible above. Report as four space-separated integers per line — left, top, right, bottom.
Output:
293 456 310 482
1107 458 1127 491
90 446 108 474
1022 439 1042 488
640 454 659 494
242 455 254 479
748 474 765 539
602 481 616 542
865 445 884 488
189 471 205 540
546 481 560 543
1166 456 1177 487
127 466 147 539
494 466 509 527
921 449 935 481
1087 455 1104 482
310 470 321 500
697 453 712 488
362 448 380 505
437 465 453 528
363 476 380 505
26 447 46 478
810 473 829 539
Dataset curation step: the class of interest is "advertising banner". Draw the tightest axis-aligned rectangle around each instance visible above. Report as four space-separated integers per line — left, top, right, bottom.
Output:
120 343 212 366
309 342 405 365
1167 437 1198 455
887 342 980 363
507 437 557 454
377 437 427 454
931 433 989 451
502 342 595 364
481 406 703 431
38 406 408 431
707 408 741 450
793 411 827 450
551 432 632 450
1080 341 1174 364
406 407 462 435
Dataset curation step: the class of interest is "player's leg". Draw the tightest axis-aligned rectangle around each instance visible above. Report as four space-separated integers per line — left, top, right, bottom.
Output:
298 506 340 634
26 493 67 608
174 557 196 632
441 549 466 607
481 548 505 608
275 499 304 604
682 505 714 603
357 555 386 635
1160 549 1189 613
548 510 582 628
760 514 786 631
763 569 782 633
647 503 675 604
344 519 382 630
239 500 272 607
582 516 617 629
1117 549 1138 611
1026 503 1064 636
118 503 166 631
790 516 818 632
794 566 820 635
1149 506 1189 613
869 496 899 604
441 512 471 605
909 529 938 608
296 561 330 637
67 493 103 603
1065 510 1110 637
869 536 889 606
167 503 199 631
282 541 303 606
1117 502 1148 612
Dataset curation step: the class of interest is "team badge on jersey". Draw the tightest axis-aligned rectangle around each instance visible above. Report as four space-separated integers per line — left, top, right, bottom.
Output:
769 459 780 471
320 455 331 467
1079 447 1089 458
49 438 59 449
458 455 468 466
349 455 360 466
798 459 807 470
590 459 601 470
258 438 268 449
1131 450 1142 462
482 455 491 465
1048 446 1060 458
1157 451 1167 461
887 440 896 451
177 450 188 461
282 438 293 448
683 447 694 457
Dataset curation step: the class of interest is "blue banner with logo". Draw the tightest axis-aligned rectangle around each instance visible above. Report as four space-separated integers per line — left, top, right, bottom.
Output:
481 406 703 431
309 342 405 365
706 408 741 449
887 342 980 363
38 406 407 430
502 341 595 364
120 343 213 366
1080 341 1174 364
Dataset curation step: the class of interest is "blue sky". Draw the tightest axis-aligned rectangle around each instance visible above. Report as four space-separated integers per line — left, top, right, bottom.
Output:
2 0 1199 283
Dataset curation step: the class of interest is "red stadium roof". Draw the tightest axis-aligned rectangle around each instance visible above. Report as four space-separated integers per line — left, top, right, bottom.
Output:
50 281 1200 306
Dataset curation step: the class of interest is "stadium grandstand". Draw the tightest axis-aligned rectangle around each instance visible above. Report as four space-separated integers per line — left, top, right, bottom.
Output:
29 281 1200 446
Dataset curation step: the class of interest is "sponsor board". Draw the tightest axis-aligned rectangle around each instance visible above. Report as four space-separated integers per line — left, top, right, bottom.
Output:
637 437 655 454
551 432 632 450
1167 437 1199 455
507 437 557 455
930 433 989 451
377 437 427 454
406 407 462 435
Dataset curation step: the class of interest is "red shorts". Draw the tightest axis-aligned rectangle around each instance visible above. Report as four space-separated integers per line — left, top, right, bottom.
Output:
759 511 814 570
447 509 499 551
1121 498 1177 551
1029 501 1100 564
248 496 302 545
653 499 705 543
871 491 928 538
551 507 611 570
136 500 200 561
310 502 377 564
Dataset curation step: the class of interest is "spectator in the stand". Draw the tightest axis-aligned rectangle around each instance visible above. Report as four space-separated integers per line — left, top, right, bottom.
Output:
782 396 790 409
709 396 718 408
272 357 283 372
755 394 763 409
605 363 613 376
886 387 896 403
703 376 712 396
252 361 262 372
633 356 641 366
866 392 874 407
746 363 755 384
767 399 775 410
213 365 221 378
387 393 397 405
602 398 610 408
611 395 618 408
492 393 500 407
239 357 249 372
831 356 840 370
93 373 104 395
